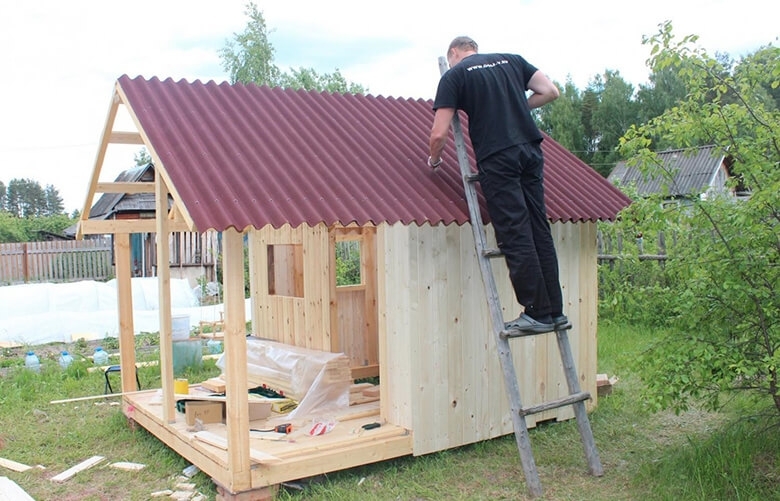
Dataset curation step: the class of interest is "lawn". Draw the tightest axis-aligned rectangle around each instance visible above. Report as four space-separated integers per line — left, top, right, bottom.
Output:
0 323 777 500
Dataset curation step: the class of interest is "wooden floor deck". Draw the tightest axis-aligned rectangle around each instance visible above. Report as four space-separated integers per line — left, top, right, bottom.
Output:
123 387 413 494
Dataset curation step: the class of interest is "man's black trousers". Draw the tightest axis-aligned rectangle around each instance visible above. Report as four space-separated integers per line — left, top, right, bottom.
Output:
477 141 563 320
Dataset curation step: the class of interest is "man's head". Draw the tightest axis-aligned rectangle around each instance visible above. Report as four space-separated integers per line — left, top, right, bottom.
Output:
447 36 478 68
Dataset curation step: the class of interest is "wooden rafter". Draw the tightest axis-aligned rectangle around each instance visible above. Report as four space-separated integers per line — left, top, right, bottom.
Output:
77 90 122 238
79 219 191 235
77 79 199 240
95 181 155 194
109 131 144 144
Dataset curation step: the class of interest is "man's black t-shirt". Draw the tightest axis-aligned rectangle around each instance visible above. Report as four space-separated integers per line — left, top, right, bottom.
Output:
433 53 543 162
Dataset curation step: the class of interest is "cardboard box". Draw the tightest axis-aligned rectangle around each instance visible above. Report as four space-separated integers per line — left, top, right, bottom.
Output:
248 401 272 421
185 401 224 426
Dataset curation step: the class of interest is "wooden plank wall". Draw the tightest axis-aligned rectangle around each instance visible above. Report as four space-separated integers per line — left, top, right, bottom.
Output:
378 221 598 455
250 224 332 352
0 239 112 284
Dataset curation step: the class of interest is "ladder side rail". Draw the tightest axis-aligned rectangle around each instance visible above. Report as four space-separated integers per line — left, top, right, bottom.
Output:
437 57 506 333
555 331 604 476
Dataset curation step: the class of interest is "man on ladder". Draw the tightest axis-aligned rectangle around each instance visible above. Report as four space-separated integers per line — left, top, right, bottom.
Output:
427 36 603 498
428 35 566 334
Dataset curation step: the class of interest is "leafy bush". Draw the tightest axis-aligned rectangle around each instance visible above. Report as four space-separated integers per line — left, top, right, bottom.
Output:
613 23 780 417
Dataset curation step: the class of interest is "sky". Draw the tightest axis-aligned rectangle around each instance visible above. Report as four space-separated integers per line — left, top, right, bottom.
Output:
0 1 776 214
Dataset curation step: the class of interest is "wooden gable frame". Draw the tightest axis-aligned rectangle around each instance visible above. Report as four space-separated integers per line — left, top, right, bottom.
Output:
76 82 389 494
75 85 257 491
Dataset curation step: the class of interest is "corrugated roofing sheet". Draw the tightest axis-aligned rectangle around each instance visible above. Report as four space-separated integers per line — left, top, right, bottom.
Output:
609 145 725 197
117 75 630 232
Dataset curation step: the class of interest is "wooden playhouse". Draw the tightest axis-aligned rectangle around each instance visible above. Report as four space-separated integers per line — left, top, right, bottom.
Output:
77 75 631 498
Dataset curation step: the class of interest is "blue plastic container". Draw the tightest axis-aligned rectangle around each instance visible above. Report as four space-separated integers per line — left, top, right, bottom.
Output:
93 347 109 366
207 339 223 354
59 351 74 369
25 351 41 372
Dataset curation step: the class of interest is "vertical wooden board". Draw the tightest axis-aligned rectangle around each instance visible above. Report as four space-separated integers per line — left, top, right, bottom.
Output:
379 223 413 429
114 233 137 393
485 224 517 434
376 225 389 416
248 231 263 337
155 177 175 422
302 224 328 351
256 228 272 337
407 223 430 448
280 297 294 346
281 297 292 345
548 222 577 421
411 224 452 454
294 296 307 348
361 228 379 366
328 228 339 355
336 289 367 367
223 228 251 491
429 224 451 452
444 222 466 446
459 223 492 441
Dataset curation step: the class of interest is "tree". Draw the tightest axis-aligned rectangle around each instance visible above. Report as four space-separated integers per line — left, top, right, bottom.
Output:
44 184 64 216
590 70 640 176
535 78 587 158
6 179 45 217
3 179 65 217
617 22 780 416
135 148 152 167
219 2 366 94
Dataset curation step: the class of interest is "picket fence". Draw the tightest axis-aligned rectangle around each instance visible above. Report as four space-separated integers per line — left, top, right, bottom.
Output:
0 239 113 285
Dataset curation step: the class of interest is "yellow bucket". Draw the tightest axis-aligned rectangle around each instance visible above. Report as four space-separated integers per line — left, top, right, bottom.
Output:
174 378 189 395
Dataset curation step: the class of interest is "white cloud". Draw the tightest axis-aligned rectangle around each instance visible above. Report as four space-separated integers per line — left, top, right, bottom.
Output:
0 0 775 214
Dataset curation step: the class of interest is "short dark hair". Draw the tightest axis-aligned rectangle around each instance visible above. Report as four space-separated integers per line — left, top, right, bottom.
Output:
448 36 478 53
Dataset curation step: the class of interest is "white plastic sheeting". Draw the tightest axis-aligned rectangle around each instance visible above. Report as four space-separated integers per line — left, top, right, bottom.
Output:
0 278 237 346
216 338 350 420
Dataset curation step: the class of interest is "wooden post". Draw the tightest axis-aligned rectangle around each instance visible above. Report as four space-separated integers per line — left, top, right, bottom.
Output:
22 242 29 283
155 177 176 422
223 227 251 491
115 233 137 392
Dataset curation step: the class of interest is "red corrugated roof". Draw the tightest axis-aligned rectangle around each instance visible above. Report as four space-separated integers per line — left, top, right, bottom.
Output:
117 75 630 232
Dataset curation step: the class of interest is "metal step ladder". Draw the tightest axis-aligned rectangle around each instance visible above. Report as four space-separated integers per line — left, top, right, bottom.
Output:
437 57 603 498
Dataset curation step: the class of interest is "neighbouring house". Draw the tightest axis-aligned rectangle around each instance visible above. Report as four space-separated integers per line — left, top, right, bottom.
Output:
77 75 631 498
609 145 743 204
85 162 219 286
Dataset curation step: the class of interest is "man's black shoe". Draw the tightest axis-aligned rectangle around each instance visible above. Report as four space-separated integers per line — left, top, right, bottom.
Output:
552 314 572 330
504 313 555 334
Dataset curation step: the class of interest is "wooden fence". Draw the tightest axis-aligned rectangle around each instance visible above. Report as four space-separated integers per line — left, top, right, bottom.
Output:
597 231 670 266
0 239 113 285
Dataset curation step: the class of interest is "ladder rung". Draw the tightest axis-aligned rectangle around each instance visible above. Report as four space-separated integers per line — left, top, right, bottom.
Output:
500 326 554 339
464 173 480 183
519 392 592 417
482 248 503 258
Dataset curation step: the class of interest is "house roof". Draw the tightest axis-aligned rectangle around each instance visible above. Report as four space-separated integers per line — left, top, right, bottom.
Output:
609 145 726 198
116 75 630 232
89 163 156 219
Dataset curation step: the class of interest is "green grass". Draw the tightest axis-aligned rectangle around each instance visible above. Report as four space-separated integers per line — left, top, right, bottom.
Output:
0 341 222 500
1 325 778 500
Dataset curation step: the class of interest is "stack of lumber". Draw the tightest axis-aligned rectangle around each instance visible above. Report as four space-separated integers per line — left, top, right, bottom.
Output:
349 382 380 405
222 339 352 403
